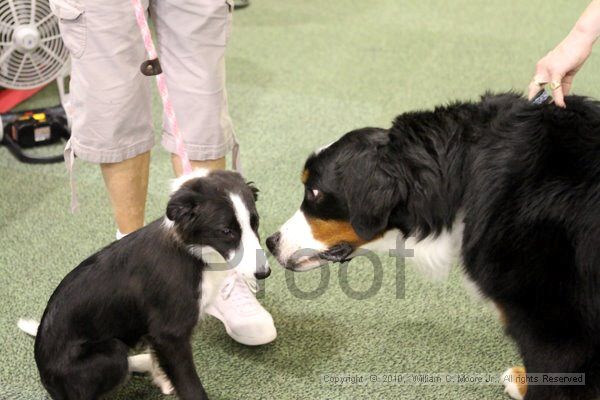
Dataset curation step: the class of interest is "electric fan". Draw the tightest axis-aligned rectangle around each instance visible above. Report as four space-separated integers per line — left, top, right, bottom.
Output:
0 0 71 164
0 0 70 91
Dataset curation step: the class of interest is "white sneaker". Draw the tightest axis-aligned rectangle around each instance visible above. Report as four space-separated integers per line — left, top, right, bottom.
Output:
204 272 277 346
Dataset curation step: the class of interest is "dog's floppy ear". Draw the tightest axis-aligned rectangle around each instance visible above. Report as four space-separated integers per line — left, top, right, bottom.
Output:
166 197 192 223
343 150 400 241
166 188 198 223
167 177 211 222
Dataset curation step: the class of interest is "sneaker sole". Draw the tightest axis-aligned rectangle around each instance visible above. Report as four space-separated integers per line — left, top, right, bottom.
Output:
204 306 277 346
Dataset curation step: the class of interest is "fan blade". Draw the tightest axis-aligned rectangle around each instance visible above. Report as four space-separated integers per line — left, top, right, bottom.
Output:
40 34 62 43
0 21 15 33
39 43 63 65
0 46 14 66
11 53 27 85
7 0 19 25
30 0 38 25
35 12 54 28
29 53 46 82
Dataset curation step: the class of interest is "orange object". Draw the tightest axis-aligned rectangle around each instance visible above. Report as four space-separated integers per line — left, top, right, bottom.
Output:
0 87 45 113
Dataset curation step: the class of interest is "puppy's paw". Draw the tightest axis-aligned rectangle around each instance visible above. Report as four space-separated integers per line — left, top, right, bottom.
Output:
150 364 175 395
152 368 175 395
501 367 527 400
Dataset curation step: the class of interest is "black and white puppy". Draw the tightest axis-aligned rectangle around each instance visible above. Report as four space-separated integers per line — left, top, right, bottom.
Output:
20 169 269 400
267 93 600 400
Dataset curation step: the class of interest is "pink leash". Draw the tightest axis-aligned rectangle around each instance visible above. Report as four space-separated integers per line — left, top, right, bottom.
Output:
67 0 240 212
130 0 193 175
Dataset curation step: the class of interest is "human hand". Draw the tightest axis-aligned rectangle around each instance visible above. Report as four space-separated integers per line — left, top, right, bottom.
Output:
528 29 595 107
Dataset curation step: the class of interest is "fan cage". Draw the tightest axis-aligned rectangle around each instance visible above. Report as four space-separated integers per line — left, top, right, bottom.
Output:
0 0 69 89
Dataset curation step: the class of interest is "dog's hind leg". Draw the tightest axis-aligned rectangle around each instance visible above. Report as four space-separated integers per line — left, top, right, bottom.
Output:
513 335 594 400
128 353 153 373
57 339 130 400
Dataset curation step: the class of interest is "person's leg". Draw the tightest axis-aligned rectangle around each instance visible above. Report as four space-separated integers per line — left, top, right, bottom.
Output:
152 0 236 174
171 154 225 177
55 0 154 235
101 151 150 234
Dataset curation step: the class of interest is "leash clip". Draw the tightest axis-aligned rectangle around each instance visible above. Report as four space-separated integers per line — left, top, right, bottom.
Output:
531 89 552 105
140 58 162 76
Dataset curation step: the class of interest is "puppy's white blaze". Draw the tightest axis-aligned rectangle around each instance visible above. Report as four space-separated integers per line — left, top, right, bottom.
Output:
229 194 267 279
278 210 327 264
170 168 210 193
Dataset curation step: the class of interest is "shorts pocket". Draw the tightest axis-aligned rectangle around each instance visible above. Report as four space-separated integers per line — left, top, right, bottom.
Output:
50 0 86 59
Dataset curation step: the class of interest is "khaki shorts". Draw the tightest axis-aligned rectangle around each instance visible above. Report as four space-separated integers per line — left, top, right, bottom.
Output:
51 0 235 163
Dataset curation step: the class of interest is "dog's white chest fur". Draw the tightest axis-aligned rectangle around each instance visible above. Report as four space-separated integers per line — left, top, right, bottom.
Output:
358 218 464 280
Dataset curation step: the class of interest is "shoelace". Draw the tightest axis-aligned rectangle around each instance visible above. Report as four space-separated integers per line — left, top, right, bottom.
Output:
220 271 258 309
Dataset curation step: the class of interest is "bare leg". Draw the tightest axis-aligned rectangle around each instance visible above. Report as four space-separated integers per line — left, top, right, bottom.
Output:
171 154 225 178
100 151 151 234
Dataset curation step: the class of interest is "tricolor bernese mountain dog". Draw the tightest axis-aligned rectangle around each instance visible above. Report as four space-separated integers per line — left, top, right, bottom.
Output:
266 93 600 400
19 169 269 400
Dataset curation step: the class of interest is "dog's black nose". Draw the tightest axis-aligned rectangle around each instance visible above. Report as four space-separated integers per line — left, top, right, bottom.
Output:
266 232 281 255
254 268 271 280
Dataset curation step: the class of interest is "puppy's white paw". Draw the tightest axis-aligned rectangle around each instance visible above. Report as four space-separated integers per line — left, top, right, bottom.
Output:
501 367 527 400
150 362 175 395
128 352 175 395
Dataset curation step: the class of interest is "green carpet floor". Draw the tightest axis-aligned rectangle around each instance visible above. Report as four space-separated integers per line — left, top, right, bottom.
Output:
2 0 598 399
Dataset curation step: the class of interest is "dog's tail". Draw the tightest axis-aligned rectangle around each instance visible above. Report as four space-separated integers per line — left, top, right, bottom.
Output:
17 319 39 337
